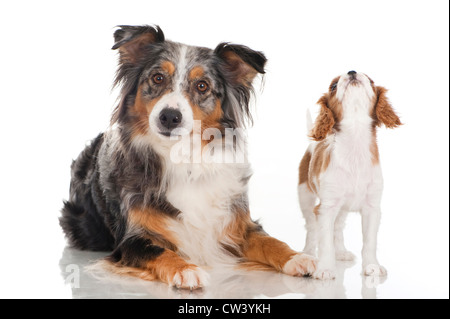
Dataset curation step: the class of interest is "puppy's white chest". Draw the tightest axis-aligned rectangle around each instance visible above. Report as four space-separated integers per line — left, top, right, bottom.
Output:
330 120 382 210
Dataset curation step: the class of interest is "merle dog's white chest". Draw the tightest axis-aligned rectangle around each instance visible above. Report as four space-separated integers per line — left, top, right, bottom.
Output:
165 163 250 266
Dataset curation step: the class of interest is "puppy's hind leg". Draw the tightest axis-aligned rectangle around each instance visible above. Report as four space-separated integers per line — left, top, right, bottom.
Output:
298 183 318 256
334 210 356 261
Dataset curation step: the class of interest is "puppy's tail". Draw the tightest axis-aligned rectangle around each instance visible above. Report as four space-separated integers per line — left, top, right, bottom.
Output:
306 108 313 138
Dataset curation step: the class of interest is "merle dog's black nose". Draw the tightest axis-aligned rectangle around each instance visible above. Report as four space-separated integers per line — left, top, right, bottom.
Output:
348 70 357 77
159 108 183 130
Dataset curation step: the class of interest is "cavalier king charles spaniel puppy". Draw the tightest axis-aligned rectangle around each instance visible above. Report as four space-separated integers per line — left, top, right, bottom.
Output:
298 71 401 280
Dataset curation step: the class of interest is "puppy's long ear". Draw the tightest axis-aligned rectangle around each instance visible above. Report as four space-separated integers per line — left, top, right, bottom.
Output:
310 95 335 141
214 43 267 87
374 86 402 128
112 25 165 64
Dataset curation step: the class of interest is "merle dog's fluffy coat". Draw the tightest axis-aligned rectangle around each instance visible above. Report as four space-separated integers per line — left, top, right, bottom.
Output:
60 25 316 289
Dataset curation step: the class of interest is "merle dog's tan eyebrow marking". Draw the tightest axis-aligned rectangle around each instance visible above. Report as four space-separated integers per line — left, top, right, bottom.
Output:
189 66 205 80
161 61 175 76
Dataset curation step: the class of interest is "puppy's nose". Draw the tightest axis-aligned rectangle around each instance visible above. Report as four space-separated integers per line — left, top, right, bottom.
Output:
348 70 357 77
159 108 183 130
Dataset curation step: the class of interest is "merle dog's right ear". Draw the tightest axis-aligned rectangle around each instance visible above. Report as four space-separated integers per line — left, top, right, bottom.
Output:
112 25 165 64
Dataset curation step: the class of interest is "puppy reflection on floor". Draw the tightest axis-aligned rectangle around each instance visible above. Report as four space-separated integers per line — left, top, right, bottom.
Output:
59 247 384 299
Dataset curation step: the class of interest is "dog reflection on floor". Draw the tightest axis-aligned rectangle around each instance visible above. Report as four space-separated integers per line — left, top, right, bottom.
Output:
59 247 385 299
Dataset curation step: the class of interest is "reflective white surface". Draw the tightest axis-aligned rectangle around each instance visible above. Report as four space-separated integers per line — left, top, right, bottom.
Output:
0 207 446 299
55 213 448 299
58 247 385 299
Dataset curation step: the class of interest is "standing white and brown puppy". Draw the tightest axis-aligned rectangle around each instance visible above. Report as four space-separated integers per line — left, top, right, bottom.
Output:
298 71 401 280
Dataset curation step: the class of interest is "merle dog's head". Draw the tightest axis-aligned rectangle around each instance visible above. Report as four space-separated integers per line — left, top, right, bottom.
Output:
111 25 266 146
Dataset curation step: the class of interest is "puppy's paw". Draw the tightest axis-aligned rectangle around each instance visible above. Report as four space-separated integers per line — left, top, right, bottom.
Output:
171 266 210 290
313 268 336 280
335 250 356 261
363 264 387 277
283 253 317 276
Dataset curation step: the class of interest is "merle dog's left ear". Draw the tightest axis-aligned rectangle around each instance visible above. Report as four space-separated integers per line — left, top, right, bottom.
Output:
214 43 267 87
112 25 165 64
373 86 402 128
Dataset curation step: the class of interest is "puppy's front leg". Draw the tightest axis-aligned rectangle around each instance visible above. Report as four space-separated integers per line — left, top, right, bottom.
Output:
361 205 387 276
243 230 316 276
314 204 341 280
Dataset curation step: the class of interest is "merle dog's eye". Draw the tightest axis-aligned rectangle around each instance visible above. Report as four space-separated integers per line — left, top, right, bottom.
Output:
196 81 209 93
152 74 164 84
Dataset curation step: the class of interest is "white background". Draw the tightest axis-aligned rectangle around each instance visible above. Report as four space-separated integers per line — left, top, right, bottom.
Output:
0 0 448 299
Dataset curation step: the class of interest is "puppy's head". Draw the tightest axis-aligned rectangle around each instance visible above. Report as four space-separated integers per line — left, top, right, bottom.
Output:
111 25 266 145
310 71 401 141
